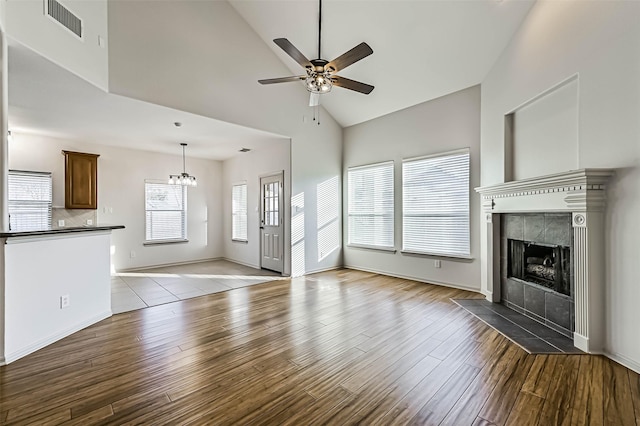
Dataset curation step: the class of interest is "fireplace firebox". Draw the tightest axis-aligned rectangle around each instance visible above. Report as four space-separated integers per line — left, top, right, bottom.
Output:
508 240 571 296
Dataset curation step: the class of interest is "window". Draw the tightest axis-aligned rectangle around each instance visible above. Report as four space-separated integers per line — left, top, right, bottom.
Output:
8 170 52 231
145 181 187 243
347 161 394 250
402 149 470 258
232 183 247 241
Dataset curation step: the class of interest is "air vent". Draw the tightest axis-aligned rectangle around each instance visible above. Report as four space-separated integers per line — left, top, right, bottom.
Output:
45 0 82 38
239 148 251 153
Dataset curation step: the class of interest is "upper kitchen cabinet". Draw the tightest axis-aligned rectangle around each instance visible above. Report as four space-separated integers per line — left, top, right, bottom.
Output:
62 151 99 209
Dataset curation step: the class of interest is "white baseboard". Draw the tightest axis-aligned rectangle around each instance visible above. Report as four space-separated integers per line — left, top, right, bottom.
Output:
3 310 112 365
605 351 640 375
343 265 481 293
118 257 222 272
221 257 261 270
304 265 342 275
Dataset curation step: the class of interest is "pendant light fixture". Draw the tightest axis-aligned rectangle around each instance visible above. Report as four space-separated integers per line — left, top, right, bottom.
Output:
168 143 197 186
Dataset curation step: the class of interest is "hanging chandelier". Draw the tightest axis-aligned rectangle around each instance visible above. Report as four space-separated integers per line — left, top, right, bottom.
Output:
168 143 197 186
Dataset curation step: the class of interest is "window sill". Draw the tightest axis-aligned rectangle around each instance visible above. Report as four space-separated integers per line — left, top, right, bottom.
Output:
144 239 189 246
347 244 397 253
400 249 473 261
232 239 248 244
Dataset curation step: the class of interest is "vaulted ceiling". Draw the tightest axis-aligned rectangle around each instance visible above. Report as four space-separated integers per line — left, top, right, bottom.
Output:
8 0 535 158
230 0 535 127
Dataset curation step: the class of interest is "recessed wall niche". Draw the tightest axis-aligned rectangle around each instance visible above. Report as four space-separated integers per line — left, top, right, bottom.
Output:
505 76 579 181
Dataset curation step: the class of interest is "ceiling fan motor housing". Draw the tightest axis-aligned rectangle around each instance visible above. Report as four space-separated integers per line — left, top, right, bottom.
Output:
311 59 330 72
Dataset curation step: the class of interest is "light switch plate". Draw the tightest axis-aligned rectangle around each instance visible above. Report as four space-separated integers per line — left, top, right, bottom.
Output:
58 219 65 227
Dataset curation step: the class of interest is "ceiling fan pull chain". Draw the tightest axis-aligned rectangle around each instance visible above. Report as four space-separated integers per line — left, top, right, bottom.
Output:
311 104 320 125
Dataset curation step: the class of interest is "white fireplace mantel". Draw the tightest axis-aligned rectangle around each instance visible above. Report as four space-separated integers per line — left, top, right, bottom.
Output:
475 168 614 353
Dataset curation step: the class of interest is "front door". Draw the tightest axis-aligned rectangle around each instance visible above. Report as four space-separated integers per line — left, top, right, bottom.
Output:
260 172 284 273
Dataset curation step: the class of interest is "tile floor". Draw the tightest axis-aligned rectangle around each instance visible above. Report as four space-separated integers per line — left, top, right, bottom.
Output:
452 298 583 354
111 259 283 314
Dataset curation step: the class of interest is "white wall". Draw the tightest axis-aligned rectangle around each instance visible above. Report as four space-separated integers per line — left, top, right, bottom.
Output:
8 132 223 271
107 0 344 276
0 0 6 31
7 0 109 91
512 77 578 180
343 86 482 291
481 1 640 371
222 140 290 270
290 120 343 276
4 232 111 363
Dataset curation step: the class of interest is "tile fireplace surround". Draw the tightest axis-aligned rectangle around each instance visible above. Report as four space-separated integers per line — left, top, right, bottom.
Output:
476 169 614 353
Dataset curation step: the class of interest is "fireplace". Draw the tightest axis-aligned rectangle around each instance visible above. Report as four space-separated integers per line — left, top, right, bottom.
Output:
501 213 574 337
476 169 614 353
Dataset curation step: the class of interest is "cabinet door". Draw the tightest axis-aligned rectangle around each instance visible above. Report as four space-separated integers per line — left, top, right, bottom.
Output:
63 151 99 209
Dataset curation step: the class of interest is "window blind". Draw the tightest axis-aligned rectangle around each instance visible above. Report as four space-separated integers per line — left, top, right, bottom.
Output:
232 183 248 241
402 149 470 257
8 170 52 231
145 181 186 242
347 161 394 249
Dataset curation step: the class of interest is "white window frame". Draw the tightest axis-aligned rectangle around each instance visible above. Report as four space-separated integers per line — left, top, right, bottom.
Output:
144 180 187 245
347 160 395 251
232 182 248 242
402 148 470 259
8 170 53 231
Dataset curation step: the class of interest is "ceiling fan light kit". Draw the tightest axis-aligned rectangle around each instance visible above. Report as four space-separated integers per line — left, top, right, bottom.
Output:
306 71 333 94
258 0 374 102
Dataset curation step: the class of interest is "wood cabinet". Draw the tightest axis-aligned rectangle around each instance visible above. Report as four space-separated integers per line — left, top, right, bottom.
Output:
62 151 99 209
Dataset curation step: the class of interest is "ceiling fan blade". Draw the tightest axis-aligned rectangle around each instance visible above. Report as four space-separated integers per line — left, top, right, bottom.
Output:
332 76 374 94
326 42 373 72
309 92 320 107
273 38 313 69
258 76 305 85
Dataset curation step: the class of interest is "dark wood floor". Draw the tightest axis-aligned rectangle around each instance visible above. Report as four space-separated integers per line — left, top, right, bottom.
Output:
1 269 638 425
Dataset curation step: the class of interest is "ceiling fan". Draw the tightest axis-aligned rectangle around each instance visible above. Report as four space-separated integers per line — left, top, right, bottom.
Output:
258 0 374 106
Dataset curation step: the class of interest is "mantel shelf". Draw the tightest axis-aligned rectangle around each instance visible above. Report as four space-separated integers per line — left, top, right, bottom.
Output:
475 168 615 198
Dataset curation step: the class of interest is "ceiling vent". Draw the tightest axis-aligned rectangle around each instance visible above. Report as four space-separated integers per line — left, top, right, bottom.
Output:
45 0 83 39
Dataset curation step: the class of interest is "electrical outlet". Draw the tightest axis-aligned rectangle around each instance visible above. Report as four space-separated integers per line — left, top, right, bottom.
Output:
60 295 70 309
434 259 442 268
130 250 136 259
58 219 65 227
86 219 93 226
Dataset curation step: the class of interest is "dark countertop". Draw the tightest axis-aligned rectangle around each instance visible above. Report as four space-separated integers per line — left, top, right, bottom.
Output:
0 224 125 238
